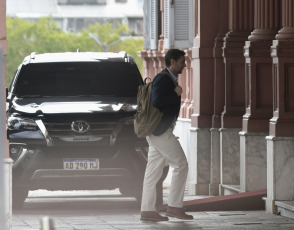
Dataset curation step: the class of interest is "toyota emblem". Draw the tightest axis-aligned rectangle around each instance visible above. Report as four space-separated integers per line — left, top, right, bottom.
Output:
71 120 90 133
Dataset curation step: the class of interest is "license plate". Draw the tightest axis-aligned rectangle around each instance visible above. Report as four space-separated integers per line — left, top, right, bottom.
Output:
63 158 99 170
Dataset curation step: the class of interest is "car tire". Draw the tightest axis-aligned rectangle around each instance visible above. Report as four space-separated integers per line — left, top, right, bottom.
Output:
12 187 28 210
119 165 169 205
119 182 142 200
123 148 170 204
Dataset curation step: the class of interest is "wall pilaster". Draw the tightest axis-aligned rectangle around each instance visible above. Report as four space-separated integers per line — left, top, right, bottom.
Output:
243 0 279 133
220 0 254 194
269 0 294 137
240 0 280 193
221 0 254 128
267 0 294 214
210 0 229 196
189 0 221 195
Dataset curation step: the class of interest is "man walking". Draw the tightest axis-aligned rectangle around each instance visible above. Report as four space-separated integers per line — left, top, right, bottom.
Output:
140 49 193 221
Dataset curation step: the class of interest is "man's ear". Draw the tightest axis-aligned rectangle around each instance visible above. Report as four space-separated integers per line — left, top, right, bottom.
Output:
170 59 176 66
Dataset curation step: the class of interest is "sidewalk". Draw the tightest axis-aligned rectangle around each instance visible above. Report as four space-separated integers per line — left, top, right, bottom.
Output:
12 189 294 230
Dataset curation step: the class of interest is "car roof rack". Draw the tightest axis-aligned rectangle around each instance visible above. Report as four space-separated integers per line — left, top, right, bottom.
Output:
119 51 128 62
28 52 37 63
30 52 36 59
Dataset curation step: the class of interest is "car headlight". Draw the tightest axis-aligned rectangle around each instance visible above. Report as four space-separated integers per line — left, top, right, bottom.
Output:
7 116 38 131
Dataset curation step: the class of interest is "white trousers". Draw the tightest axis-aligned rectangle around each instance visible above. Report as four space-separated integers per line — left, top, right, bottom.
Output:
141 127 188 211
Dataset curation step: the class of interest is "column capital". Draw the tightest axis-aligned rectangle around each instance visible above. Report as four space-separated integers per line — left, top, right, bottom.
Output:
249 29 278 41
275 0 294 40
276 27 294 40
248 0 280 41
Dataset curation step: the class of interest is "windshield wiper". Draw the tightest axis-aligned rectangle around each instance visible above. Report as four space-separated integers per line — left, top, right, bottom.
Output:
19 95 47 98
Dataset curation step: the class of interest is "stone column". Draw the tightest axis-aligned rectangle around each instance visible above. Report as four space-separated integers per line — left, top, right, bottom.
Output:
0 0 12 229
189 0 220 195
210 0 229 196
240 0 280 193
266 0 294 214
220 0 254 195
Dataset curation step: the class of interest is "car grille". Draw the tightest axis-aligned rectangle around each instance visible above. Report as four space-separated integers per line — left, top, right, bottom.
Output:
43 121 117 138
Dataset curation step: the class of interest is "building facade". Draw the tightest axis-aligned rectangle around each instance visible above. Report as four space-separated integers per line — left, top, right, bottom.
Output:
140 0 294 218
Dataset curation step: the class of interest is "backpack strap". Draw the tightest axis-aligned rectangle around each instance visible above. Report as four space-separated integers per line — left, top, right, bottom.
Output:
143 77 152 84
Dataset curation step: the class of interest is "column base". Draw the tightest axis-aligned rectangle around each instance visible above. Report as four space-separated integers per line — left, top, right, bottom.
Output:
220 128 241 185
239 131 267 192
266 198 277 214
188 128 211 195
266 136 294 214
209 183 220 196
188 182 210 195
210 128 220 196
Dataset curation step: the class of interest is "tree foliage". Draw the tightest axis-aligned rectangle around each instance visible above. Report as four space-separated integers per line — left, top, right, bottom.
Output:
6 16 143 86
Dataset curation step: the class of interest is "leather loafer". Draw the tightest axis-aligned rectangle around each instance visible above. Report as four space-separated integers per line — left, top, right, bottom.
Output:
141 211 169 221
166 206 194 220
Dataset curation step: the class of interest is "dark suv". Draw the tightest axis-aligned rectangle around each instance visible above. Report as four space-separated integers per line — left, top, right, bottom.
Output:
6 51 150 209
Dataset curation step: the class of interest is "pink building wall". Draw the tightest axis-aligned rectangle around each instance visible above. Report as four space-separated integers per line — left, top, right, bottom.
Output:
0 0 7 55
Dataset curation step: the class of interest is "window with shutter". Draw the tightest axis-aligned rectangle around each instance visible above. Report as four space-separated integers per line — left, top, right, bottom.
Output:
164 0 194 49
164 0 172 49
143 0 158 50
143 0 150 49
149 0 158 50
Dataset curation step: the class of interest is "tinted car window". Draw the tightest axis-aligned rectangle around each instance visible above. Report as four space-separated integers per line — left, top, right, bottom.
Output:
14 62 141 97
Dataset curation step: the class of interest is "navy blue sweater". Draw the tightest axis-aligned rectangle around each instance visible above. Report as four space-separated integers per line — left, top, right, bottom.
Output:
151 68 181 136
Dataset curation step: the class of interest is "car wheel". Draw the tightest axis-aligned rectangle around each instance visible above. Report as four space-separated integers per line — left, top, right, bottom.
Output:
122 149 147 201
12 187 28 210
119 165 169 204
119 183 141 199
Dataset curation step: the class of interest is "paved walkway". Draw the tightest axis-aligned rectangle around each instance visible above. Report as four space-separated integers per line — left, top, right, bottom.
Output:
12 189 294 230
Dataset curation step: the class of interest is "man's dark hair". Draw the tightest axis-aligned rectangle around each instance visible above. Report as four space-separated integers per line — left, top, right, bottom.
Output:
165 49 186 67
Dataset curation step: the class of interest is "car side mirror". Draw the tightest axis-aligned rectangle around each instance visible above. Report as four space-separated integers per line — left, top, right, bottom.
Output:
6 87 8 101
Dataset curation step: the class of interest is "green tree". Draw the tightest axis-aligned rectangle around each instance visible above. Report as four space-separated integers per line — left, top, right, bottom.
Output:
82 22 143 71
6 17 143 86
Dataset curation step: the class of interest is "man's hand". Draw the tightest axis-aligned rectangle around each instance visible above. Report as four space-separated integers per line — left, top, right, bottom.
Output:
174 85 182 96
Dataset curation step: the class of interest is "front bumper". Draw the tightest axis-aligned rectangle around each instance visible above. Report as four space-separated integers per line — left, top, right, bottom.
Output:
9 142 148 191
29 168 133 190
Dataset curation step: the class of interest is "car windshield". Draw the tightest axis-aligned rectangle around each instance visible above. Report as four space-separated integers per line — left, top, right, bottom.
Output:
13 62 142 98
